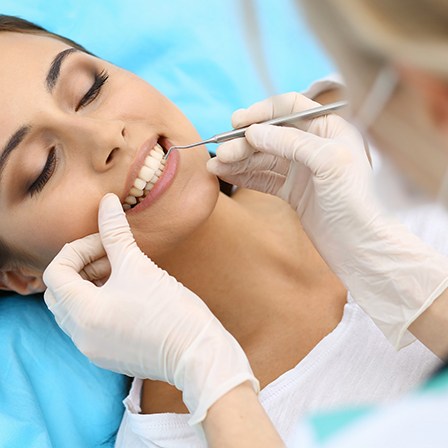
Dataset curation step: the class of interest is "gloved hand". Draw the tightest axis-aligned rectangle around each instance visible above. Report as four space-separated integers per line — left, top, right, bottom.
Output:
207 92 448 349
43 193 258 425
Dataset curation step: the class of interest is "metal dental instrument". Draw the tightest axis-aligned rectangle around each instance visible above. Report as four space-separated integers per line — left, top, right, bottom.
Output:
163 100 348 160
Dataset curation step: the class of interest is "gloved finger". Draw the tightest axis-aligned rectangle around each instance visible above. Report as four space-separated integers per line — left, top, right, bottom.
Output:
80 255 111 284
98 193 145 266
207 155 287 192
207 152 289 177
207 158 290 193
232 93 320 129
43 233 105 291
215 138 255 163
245 124 332 174
247 123 372 179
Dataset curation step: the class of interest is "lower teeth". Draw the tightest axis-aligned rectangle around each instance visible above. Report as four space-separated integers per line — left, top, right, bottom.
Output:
122 144 168 210
124 170 165 210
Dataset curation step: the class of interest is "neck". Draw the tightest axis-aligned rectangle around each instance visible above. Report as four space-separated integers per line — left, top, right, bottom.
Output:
140 190 347 413
156 191 343 347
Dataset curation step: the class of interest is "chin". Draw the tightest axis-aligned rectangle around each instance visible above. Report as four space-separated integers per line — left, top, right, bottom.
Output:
130 152 220 260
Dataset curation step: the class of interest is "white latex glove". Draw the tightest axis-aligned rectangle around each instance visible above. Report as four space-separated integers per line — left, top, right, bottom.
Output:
207 92 448 349
43 193 258 425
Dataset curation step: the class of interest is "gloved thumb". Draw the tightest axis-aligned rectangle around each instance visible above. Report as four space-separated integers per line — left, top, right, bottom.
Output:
97 193 144 266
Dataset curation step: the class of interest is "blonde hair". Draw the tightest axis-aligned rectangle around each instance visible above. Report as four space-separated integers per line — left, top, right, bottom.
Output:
299 0 448 196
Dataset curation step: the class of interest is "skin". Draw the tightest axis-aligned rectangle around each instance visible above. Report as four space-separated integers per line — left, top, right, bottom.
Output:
0 32 347 443
0 32 217 290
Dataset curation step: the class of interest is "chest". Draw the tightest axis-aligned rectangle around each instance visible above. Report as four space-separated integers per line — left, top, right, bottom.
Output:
140 286 346 414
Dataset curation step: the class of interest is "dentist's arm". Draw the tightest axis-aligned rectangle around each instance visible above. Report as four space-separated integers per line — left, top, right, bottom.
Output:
207 92 448 357
43 193 284 447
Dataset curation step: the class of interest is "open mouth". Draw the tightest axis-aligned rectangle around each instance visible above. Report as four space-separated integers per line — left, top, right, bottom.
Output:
123 139 168 210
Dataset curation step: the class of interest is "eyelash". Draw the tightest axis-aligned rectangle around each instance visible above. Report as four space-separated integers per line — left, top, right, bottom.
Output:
28 69 109 197
75 69 109 111
28 147 57 197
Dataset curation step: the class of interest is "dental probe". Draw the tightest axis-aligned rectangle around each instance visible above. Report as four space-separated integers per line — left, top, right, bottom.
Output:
163 99 348 160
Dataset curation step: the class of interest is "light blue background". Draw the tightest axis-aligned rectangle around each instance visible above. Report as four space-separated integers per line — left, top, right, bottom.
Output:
0 1 332 446
1 0 333 139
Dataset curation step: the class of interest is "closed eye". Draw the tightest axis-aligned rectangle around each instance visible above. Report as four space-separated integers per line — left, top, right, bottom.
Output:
28 147 57 197
26 69 109 197
76 69 109 111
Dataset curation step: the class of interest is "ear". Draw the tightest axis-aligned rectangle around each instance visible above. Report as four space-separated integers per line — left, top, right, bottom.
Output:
0 266 46 295
396 64 448 132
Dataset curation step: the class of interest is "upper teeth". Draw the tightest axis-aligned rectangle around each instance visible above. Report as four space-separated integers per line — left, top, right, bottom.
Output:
123 144 167 209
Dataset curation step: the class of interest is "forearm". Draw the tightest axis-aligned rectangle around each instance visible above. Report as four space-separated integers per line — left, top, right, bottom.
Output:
202 382 285 448
409 287 448 358
311 92 447 355
313 89 446 356
318 88 445 356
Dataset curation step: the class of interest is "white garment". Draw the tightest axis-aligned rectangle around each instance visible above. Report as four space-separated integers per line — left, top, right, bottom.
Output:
115 297 439 447
116 203 448 447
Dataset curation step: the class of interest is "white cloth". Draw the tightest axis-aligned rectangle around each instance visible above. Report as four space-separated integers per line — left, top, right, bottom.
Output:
115 204 448 447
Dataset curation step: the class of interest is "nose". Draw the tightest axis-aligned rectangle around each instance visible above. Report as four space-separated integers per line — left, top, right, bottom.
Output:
59 115 126 171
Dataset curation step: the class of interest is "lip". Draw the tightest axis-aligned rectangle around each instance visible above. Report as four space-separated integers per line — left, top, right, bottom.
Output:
126 140 179 215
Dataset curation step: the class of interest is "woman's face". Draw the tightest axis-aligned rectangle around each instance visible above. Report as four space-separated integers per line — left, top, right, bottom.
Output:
0 32 219 274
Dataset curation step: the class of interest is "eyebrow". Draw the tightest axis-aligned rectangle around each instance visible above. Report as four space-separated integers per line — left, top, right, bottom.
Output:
0 48 79 182
46 47 79 92
0 125 31 181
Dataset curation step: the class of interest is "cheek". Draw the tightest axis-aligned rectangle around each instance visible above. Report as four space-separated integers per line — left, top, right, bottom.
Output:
112 72 167 122
14 194 101 269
